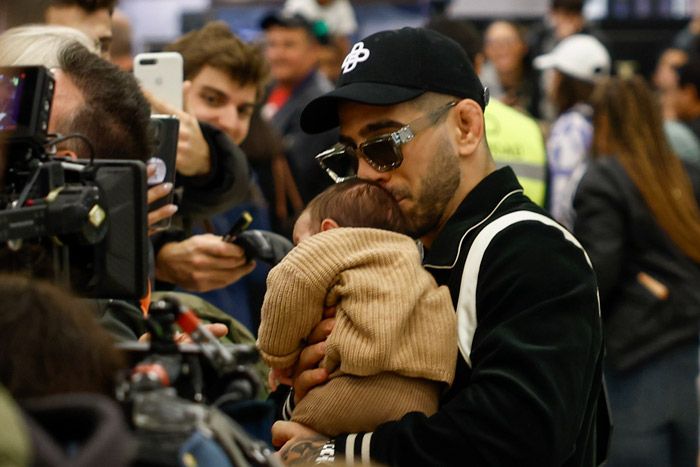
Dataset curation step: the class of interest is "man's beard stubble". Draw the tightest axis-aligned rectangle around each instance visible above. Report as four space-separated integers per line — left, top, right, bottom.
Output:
404 137 460 238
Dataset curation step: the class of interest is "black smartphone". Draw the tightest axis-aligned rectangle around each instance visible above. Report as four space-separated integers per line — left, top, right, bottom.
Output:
147 114 179 231
222 211 253 243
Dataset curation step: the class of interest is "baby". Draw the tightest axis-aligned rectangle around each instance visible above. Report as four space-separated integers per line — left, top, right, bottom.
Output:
257 179 457 436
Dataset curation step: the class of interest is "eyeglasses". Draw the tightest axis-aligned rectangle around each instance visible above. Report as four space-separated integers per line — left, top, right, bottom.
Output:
315 100 458 183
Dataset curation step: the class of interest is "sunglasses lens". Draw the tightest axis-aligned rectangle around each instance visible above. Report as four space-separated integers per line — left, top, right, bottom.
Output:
361 140 401 171
321 147 358 181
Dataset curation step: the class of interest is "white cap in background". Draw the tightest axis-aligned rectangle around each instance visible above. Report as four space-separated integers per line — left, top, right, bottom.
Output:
534 34 611 83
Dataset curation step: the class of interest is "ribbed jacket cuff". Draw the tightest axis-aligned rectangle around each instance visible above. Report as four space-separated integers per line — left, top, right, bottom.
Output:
336 432 373 465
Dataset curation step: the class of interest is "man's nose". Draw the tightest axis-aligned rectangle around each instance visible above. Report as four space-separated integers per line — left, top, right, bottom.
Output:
219 108 241 139
356 156 391 183
266 46 283 62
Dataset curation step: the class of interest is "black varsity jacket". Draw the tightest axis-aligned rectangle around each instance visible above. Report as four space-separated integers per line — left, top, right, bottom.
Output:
336 167 606 466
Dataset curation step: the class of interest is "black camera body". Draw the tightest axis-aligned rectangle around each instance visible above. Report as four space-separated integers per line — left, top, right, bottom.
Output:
115 296 278 467
0 66 148 300
0 66 53 140
1 66 54 196
2 68 277 465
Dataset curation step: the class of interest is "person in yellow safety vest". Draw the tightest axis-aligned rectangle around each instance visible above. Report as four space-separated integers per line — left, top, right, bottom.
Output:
484 98 547 206
426 18 548 208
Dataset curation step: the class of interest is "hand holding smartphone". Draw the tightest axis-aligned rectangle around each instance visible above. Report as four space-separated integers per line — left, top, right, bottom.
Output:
147 114 179 231
135 52 212 178
222 211 253 243
222 211 294 266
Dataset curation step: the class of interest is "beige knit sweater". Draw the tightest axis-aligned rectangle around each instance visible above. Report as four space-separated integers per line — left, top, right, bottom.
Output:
257 228 457 435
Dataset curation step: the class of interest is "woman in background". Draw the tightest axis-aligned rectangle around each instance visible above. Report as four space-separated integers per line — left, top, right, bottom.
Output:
480 20 540 118
573 75 700 467
534 34 611 229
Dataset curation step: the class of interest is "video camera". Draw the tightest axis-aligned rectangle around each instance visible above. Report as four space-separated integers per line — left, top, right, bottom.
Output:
0 66 148 300
116 295 279 467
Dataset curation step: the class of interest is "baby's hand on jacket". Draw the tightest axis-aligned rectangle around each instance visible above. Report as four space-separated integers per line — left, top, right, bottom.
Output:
269 366 294 391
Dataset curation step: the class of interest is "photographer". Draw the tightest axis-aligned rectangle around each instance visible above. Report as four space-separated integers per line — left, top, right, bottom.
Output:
0 28 150 163
5 1 256 245
148 21 269 293
0 274 136 466
0 27 278 461
0 274 126 399
0 30 153 339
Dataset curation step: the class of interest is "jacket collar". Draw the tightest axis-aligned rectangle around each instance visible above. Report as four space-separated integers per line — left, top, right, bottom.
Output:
423 166 523 269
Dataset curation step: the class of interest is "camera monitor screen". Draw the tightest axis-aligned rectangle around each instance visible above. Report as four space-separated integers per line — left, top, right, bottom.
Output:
0 66 54 140
0 70 26 132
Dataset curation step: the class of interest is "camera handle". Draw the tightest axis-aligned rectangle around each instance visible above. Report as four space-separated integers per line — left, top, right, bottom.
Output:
0 160 108 245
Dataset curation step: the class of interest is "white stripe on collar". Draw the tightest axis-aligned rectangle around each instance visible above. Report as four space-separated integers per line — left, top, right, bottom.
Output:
424 189 523 270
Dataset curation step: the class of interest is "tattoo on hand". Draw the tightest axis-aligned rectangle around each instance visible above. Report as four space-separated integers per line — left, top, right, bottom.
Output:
280 436 330 465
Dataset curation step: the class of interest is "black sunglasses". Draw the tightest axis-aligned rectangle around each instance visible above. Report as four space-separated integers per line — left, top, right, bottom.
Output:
315 100 458 183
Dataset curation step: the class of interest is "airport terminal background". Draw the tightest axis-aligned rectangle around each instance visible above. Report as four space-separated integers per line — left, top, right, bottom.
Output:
117 0 698 79
2 0 700 465
102 0 700 332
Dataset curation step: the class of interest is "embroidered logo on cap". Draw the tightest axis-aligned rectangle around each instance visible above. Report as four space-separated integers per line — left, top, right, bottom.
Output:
341 42 370 74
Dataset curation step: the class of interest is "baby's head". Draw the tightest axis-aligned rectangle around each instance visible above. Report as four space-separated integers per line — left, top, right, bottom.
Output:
293 179 409 244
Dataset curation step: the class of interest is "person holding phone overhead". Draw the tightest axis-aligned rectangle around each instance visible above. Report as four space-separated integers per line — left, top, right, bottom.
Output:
143 22 269 294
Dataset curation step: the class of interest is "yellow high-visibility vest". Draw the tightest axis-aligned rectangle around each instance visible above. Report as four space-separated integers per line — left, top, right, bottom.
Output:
485 99 547 207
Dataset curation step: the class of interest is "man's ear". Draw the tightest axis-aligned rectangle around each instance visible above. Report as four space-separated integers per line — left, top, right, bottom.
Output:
473 53 486 75
320 218 340 232
55 148 79 160
453 98 484 158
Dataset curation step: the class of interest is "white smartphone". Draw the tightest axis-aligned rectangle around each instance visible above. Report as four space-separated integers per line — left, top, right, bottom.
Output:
133 52 183 111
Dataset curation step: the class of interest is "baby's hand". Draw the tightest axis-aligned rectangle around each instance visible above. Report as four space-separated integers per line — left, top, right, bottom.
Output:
273 367 294 385
269 366 294 391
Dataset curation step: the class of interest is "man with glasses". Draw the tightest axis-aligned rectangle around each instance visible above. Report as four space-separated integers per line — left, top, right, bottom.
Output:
271 27 607 466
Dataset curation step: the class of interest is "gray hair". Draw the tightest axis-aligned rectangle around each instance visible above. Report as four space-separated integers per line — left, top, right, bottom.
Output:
0 24 98 68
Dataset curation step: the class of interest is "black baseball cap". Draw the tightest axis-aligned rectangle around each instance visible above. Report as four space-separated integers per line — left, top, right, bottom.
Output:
300 27 488 134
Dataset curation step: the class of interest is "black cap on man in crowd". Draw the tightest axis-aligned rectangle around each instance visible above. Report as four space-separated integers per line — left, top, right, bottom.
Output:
260 10 329 45
300 27 488 134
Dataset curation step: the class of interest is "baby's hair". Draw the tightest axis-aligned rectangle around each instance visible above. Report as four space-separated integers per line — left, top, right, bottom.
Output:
306 179 410 235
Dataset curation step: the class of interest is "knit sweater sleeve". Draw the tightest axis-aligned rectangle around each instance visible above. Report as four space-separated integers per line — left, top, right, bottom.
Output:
256 232 346 368
257 256 329 368
327 235 456 384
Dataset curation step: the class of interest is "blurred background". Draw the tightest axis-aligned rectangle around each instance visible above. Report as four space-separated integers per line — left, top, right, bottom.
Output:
116 0 696 79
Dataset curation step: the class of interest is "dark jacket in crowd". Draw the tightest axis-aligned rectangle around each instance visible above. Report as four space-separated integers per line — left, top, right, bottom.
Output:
176 121 252 223
266 71 338 204
574 157 700 370
333 167 605 466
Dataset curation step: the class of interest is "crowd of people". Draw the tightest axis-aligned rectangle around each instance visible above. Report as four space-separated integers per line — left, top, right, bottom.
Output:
1 0 700 465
